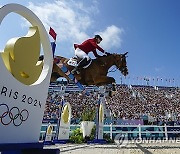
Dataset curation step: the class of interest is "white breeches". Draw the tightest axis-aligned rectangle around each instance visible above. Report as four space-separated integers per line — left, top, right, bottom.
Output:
75 48 90 61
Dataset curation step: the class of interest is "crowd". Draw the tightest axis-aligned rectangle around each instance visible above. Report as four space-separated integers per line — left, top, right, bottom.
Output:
106 85 180 125
43 84 180 125
44 90 98 124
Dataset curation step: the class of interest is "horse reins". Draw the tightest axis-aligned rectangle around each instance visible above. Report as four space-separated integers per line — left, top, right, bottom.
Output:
108 54 123 73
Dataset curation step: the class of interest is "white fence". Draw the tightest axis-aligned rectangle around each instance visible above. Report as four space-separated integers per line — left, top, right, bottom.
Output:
40 124 180 141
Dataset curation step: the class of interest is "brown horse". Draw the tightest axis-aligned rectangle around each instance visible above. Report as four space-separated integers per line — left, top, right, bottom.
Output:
51 52 128 86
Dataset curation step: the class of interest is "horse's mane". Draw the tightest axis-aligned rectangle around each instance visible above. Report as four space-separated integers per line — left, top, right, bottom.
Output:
94 53 117 61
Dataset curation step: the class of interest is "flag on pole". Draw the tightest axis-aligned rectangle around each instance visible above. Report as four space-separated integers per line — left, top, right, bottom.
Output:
49 27 57 41
51 42 56 57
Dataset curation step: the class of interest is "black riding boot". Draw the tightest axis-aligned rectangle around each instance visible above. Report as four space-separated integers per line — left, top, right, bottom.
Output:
71 58 87 74
77 58 88 68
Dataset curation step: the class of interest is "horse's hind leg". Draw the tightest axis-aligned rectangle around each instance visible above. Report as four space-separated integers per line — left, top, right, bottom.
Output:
93 76 115 86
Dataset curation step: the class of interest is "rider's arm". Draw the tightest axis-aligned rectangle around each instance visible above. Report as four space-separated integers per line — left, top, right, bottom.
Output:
92 50 100 58
96 44 105 53
90 39 105 53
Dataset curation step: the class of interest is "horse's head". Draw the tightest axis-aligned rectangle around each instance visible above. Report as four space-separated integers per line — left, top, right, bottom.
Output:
113 52 128 76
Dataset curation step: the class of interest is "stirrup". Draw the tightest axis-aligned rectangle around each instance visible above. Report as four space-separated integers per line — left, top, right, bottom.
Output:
71 68 77 74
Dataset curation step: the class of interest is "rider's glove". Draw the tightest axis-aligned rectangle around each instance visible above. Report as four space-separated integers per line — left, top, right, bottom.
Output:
104 51 110 56
96 54 101 58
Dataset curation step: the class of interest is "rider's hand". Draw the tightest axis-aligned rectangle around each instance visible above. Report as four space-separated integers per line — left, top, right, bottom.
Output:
96 54 101 58
104 51 110 56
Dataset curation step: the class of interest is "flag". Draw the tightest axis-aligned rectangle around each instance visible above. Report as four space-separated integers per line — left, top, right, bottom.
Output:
49 27 57 41
51 42 56 57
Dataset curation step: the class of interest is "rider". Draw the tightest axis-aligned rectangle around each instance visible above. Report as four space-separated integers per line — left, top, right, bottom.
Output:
71 34 108 74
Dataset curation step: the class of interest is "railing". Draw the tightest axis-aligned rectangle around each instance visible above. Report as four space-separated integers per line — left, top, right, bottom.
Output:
40 124 180 141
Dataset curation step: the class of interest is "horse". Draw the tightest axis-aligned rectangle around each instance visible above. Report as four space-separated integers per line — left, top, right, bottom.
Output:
50 52 128 86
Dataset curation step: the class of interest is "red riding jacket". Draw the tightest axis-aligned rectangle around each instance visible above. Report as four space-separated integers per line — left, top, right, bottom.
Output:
74 38 105 57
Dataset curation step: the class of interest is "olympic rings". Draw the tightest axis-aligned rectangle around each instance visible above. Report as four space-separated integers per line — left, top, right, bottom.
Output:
0 104 29 126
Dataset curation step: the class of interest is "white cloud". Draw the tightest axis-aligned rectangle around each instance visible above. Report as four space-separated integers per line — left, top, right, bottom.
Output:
95 25 124 50
23 0 124 56
73 0 99 15
27 0 97 43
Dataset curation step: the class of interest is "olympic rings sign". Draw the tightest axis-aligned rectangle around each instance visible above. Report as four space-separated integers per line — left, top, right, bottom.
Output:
0 104 29 126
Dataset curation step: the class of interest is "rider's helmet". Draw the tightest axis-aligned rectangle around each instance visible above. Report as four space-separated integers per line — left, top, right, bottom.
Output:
94 34 103 41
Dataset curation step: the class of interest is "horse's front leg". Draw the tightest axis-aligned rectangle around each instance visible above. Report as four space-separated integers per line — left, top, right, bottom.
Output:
93 76 115 86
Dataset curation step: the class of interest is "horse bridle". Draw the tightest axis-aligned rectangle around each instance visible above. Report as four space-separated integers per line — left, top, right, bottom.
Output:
113 54 126 71
107 53 128 74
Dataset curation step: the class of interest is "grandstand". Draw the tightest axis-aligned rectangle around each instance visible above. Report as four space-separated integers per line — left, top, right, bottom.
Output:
43 81 180 126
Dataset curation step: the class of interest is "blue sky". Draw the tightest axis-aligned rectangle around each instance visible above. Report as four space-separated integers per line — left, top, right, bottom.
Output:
0 0 180 87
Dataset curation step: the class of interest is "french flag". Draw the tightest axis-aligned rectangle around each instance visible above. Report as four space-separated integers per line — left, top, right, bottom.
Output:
51 42 56 57
49 27 57 57
49 27 57 41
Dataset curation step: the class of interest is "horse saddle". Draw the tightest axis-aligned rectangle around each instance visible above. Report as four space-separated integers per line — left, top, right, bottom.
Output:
67 56 92 69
